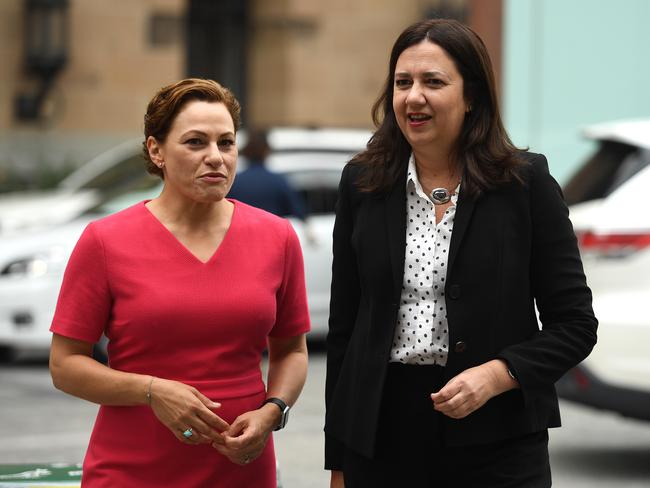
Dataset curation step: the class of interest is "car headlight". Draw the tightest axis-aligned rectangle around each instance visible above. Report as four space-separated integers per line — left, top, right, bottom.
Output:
0 247 67 277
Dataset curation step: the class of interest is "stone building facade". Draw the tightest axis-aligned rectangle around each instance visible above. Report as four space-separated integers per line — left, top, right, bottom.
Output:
1 0 500 180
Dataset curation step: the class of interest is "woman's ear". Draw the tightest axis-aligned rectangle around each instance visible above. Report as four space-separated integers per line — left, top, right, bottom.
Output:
464 93 474 114
464 83 476 114
146 136 164 167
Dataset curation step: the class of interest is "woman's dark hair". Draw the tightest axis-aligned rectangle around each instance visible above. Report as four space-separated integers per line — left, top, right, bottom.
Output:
142 78 241 178
353 19 523 196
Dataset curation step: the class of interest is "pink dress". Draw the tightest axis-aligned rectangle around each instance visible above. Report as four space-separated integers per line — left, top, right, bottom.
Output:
50 200 310 487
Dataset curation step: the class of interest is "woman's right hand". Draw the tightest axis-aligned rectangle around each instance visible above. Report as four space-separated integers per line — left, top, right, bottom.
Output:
330 470 345 488
148 377 230 445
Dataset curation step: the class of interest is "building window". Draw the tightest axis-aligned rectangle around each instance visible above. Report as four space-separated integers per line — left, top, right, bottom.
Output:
149 13 184 47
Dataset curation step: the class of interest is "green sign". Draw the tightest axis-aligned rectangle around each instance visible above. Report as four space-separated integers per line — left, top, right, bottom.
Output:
0 465 81 487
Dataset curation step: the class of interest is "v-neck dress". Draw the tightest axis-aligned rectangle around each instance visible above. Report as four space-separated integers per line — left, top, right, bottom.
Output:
50 200 310 487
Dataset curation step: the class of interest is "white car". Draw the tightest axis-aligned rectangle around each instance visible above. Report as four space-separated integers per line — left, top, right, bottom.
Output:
0 139 154 236
0 128 371 360
556 118 650 420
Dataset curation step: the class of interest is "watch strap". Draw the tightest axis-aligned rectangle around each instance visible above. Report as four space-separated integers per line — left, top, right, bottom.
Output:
262 397 290 430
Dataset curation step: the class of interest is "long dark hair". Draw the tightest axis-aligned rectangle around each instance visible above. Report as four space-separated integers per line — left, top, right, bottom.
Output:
353 19 523 196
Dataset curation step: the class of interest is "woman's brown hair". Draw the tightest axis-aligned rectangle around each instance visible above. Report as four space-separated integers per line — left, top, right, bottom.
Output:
142 78 241 178
354 19 523 196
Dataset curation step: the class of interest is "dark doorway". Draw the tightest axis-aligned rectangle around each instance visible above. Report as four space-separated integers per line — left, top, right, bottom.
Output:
186 0 249 120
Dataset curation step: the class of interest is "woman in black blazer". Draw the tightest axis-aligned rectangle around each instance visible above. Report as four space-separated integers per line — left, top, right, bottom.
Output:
325 19 597 488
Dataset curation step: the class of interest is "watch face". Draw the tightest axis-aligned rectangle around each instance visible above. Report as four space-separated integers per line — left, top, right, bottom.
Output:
265 398 290 430
280 407 289 429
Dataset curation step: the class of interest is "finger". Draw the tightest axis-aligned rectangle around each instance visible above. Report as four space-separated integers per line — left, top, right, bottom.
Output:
212 441 231 456
224 417 247 438
196 408 230 432
431 391 456 406
181 416 222 442
211 442 250 466
212 440 240 457
175 426 202 445
195 390 222 410
433 392 465 412
439 397 472 418
191 410 228 437
223 431 251 450
431 382 462 404
210 432 227 446
223 424 260 452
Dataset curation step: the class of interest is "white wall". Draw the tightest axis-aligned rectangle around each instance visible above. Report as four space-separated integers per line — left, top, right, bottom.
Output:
503 0 650 183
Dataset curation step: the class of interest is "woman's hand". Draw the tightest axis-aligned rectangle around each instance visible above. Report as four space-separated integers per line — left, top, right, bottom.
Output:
211 334 307 465
330 470 345 488
430 359 519 419
149 377 230 445
211 403 279 465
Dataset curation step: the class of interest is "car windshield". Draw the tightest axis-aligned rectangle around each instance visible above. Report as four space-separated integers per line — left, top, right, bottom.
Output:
85 178 162 216
563 141 650 206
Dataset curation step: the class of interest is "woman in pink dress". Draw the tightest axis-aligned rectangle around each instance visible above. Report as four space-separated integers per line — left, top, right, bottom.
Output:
49 78 310 487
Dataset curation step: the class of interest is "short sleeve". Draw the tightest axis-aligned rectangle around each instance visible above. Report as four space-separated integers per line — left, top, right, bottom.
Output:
50 223 112 343
270 220 310 337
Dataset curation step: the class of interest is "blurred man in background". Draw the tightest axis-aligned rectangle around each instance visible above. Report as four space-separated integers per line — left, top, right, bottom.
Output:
229 129 308 220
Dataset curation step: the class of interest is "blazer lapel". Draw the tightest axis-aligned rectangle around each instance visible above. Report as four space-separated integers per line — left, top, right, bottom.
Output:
385 171 407 301
448 188 477 273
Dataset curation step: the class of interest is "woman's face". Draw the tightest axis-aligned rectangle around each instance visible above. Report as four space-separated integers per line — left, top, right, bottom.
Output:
148 100 237 204
392 40 469 159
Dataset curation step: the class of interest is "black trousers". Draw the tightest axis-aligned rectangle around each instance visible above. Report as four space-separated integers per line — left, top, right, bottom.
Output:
342 363 552 488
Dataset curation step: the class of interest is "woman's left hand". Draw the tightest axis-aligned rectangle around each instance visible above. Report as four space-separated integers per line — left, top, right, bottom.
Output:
211 404 279 465
430 359 518 419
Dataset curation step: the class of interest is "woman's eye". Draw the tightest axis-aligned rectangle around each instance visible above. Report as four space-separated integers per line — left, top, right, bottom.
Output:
395 79 411 88
218 139 235 148
185 138 204 146
427 78 444 87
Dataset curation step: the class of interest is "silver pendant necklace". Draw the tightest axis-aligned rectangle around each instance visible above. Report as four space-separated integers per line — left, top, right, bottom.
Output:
430 187 454 205
430 179 460 205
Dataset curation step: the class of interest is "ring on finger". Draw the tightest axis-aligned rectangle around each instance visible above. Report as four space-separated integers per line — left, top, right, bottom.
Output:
182 427 194 439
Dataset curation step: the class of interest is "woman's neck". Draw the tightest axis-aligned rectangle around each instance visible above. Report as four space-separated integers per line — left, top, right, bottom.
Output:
147 191 233 233
413 149 459 187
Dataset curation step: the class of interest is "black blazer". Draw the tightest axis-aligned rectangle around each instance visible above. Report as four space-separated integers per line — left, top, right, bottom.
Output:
324 152 597 469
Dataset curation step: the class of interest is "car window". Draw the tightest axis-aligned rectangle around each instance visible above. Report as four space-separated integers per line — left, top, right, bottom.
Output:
283 170 342 215
76 155 152 192
267 151 353 215
85 179 162 216
563 141 648 205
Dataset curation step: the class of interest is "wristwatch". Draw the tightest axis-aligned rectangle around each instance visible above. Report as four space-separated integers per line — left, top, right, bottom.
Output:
262 397 290 431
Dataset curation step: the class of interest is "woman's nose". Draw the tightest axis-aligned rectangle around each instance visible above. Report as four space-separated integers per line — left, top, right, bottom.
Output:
205 142 224 166
406 82 425 105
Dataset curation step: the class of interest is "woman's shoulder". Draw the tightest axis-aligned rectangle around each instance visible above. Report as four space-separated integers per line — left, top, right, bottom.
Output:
231 199 292 230
231 200 299 251
512 150 550 183
517 150 546 165
85 201 149 236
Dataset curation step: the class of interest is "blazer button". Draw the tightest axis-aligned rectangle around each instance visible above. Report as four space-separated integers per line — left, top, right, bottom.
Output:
454 341 468 353
449 284 461 299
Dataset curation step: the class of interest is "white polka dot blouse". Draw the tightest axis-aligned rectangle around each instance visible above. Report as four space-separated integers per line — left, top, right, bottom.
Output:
389 154 459 366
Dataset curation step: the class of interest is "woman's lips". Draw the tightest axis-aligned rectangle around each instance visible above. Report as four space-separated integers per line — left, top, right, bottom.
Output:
407 113 432 127
199 173 226 183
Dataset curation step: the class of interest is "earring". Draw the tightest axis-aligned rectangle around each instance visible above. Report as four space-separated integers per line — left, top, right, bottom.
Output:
466 105 472 113
158 161 165 168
